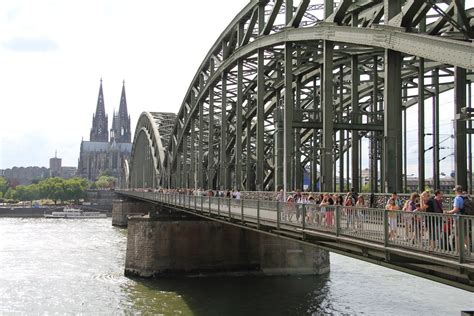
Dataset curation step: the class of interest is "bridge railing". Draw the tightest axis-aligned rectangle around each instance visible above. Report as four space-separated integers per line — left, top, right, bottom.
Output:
118 190 473 263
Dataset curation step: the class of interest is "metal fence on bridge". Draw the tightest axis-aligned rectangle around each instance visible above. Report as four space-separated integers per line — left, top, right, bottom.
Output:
121 190 473 264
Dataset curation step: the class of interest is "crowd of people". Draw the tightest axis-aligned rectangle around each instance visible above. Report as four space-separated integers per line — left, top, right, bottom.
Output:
133 187 242 199
129 185 471 253
275 185 472 252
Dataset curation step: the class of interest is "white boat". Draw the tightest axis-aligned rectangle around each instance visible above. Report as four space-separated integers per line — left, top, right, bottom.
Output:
44 207 107 219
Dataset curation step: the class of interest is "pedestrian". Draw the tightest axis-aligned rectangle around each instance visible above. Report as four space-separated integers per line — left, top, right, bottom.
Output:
447 185 468 252
386 198 399 240
421 190 442 250
234 189 241 200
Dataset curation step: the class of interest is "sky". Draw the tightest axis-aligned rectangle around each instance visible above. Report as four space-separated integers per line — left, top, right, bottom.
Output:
0 0 472 179
0 0 247 169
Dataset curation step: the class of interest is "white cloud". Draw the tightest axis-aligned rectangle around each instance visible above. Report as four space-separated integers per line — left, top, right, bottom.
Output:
0 0 247 169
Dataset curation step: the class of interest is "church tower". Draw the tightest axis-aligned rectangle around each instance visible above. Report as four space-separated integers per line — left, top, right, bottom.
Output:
110 81 131 143
90 79 109 142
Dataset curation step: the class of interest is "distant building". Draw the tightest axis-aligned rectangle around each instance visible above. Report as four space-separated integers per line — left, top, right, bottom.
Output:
2 166 49 186
405 177 456 193
49 153 62 178
78 79 132 185
48 152 78 179
60 167 77 179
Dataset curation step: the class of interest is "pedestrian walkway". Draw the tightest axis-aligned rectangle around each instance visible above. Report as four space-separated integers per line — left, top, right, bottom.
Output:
118 190 474 292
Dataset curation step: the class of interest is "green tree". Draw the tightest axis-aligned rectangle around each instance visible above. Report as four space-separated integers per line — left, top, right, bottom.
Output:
4 187 16 200
64 178 89 203
39 177 66 204
17 184 40 202
95 175 117 189
361 183 371 193
0 177 8 196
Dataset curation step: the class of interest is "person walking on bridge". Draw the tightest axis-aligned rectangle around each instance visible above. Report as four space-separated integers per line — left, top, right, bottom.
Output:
447 185 468 253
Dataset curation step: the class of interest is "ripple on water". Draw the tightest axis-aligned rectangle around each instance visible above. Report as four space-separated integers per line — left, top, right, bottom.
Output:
0 218 473 315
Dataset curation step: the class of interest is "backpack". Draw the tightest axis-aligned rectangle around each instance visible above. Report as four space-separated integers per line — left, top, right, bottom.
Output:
462 196 474 215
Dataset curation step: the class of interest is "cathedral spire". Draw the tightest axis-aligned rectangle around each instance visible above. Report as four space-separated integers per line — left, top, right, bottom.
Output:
90 79 109 142
112 80 131 143
118 80 128 119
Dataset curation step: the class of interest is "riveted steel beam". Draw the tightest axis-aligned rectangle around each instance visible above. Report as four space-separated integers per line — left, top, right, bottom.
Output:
322 39 334 192
284 42 294 194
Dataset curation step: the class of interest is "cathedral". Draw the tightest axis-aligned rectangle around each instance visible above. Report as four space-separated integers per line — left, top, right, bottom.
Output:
78 80 132 186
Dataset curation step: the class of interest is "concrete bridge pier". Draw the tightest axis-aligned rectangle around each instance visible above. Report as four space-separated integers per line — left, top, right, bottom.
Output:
112 200 159 227
124 214 330 278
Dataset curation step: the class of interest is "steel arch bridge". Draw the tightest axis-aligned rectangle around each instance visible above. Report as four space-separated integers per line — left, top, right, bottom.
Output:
129 0 474 194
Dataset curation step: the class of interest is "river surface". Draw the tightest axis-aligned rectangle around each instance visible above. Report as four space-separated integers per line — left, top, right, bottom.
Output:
0 218 472 315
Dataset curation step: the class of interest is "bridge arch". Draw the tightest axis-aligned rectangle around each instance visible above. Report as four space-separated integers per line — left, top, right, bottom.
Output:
140 1 474 193
128 112 176 189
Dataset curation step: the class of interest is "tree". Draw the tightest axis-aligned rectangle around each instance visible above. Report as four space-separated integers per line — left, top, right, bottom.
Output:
15 184 40 202
64 178 89 203
4 188 16 200
0 177 8 196
39 178 66 204
95 175 117 189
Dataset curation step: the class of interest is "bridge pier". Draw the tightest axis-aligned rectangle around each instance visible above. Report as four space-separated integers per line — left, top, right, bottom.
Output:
112 200 158 227
124 215 329 278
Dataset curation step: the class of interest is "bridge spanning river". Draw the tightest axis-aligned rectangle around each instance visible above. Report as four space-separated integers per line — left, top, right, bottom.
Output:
118 189 474 292
118 0 474 294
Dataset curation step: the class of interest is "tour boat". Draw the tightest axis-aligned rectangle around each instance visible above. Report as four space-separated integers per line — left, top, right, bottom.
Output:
44 207 107 219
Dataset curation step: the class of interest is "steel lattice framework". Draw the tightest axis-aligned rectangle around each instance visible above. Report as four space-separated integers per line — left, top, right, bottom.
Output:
129 112 176 189
129 0 474 194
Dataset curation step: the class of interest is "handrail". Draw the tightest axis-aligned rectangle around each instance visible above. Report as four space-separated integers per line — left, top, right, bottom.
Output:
118 190 473 264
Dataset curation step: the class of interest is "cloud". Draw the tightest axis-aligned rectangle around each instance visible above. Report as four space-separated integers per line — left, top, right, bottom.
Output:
3 37 58 52
6 8 20 21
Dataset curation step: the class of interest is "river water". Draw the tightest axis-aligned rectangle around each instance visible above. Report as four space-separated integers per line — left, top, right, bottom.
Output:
0 218 472 315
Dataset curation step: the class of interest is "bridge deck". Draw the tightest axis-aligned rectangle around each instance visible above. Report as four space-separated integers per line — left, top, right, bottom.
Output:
118 190 474 292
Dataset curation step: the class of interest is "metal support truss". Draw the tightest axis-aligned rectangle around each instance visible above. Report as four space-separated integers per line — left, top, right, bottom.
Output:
126 0 474 195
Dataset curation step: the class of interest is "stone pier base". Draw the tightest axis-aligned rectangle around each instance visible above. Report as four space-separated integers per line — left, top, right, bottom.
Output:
125 216 329 277
112 200 157 227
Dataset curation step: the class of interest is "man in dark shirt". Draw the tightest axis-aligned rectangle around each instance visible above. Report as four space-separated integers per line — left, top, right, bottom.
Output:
432 190 443 213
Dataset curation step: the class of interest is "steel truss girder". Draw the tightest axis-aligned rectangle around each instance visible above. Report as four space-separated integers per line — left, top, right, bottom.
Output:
138 1 474 193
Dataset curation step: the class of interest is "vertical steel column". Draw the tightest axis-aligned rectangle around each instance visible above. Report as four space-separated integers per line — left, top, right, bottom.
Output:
208 83 215 189
469 81 472 194
432 68 440 190
321 0 334 192
256 2 265 191
455 67 467 189
176 150 182 189
418 58 425 191
333 133 337 192
351 55 360 192
284 42 294 195
182 134 188 188
286 0 293 22
454 0 467 190
256 50 265 191
339 65 344 192
283 0 294 196
312 76 319 192
322 40 334 192
235 60 244 190
220 72 228 189
295 80 303 190
371 56 378 193
198 102 204 189
346 130 350 191
402 84 408 193
383 0 403 193
275 90 284 191
190 119 196 189
246 118 253 191
403 108 407 193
